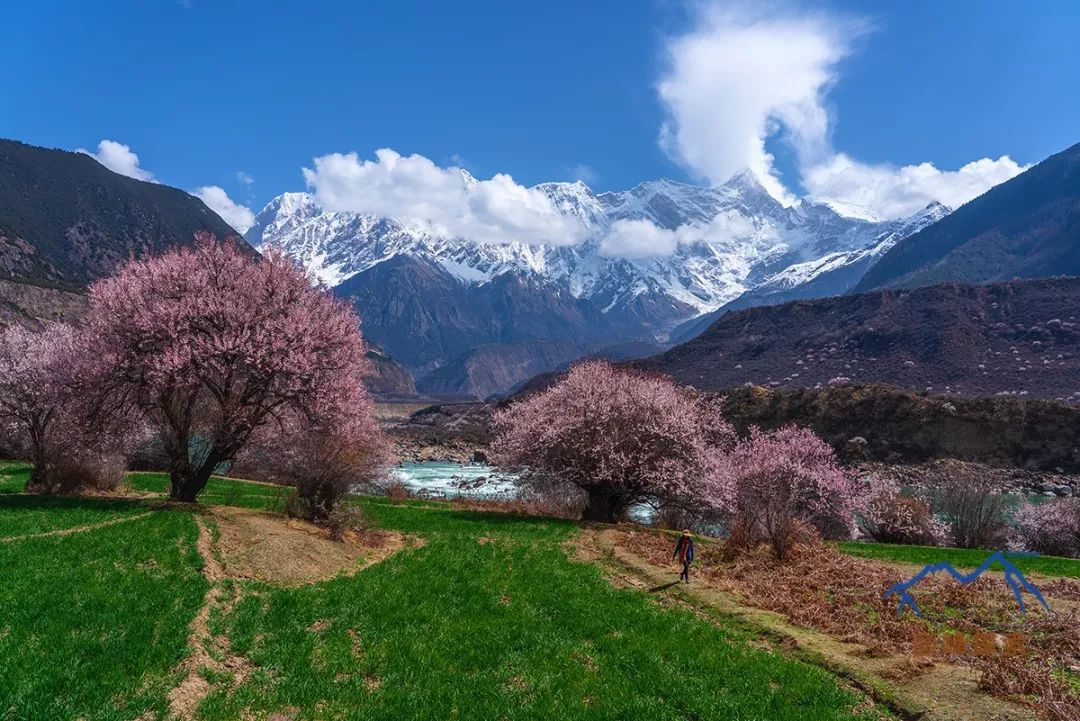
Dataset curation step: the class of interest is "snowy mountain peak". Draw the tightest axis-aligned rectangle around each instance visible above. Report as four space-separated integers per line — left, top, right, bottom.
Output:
247 172 951 333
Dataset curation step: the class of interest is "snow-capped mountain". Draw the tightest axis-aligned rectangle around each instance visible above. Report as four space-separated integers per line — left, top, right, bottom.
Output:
246 171 949 398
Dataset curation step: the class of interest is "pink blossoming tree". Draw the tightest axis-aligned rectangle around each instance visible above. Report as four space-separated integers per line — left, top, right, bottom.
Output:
0 323 76 490
858 478 946 546
81 233 380 502
0 323 125 493
239 381 395 522
492 361 734 522
705 425 863 559
1012 499 1080 558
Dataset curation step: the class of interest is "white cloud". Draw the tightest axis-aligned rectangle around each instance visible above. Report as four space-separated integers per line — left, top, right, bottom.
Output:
191 185 255 233
599 210 760 259
599 219 681 258
236 170 254 187
77 139 155 182
567 163 598 185
803 154 1027 219
302 148 587 245
658 3 1028 218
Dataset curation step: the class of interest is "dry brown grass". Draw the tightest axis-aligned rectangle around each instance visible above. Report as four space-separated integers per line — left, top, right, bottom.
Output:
607 528 1080 720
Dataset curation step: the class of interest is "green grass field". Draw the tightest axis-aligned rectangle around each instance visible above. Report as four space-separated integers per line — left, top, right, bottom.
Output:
836 540 1080 578
126 471 289 510
0 510 206 720
0 467 886 721
197 501 877 721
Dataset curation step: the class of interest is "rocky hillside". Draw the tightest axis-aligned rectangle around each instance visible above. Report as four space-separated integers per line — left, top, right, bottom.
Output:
720 384 1080 472
0 139 240 290
639 276 1080 402
856 140 1080 291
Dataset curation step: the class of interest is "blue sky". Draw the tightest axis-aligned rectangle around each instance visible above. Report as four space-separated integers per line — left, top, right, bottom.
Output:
2 0 1078 228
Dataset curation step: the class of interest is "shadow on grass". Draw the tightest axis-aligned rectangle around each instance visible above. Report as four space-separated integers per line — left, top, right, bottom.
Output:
0 494 147 514
648 581 681 593
442 509 577 530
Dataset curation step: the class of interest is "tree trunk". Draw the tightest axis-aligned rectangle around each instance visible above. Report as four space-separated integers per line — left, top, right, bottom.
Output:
170 450 225 503
27 440 50 493
582 488 628 523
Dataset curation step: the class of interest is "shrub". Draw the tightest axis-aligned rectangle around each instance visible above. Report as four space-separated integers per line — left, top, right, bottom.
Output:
244 411 394 524
859 478 946 546
707 425 863 560
1012 499 1080 558
385 478 411 505
930 467 1011 549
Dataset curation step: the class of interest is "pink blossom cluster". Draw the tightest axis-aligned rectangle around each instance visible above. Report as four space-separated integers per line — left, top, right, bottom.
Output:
0 323 127 492
1012 499 1080 558
78 233 385 501
705 425 864 558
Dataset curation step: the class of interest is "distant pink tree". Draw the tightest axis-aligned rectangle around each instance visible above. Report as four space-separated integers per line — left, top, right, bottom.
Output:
0 323 76 490
492 361 734 522
80 233 377 502
1012 499 1080 558
706 425 863 559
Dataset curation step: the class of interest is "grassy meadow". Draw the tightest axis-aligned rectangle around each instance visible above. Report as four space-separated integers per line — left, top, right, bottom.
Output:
0 463 887 721
3 462 1078 720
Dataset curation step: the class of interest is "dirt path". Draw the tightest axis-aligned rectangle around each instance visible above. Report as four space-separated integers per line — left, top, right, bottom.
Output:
208 505 414 585
167 515 252 720
0 511 155 543
166 507 419 719
574 528 1037 721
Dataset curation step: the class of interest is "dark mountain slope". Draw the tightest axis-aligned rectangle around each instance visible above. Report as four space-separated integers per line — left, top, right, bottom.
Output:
334 254 646 394
638 276 1080 402
0 138 239 288
856 141 1080 291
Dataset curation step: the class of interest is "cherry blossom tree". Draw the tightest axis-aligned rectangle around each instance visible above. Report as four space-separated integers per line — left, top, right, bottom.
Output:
80 233 376 502
492 360 734 522
705 425 863 559
0 323 76 490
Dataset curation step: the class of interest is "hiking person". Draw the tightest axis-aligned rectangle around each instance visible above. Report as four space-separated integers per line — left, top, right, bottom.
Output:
673 529 695 584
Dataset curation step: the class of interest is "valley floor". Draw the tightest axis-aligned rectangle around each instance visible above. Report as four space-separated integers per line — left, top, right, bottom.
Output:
1 462 1077 721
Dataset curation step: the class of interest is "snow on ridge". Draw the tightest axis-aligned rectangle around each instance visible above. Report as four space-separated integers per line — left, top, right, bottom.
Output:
248 171 950 326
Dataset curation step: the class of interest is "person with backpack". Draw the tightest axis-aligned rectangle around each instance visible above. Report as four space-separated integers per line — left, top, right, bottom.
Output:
673 529 695 584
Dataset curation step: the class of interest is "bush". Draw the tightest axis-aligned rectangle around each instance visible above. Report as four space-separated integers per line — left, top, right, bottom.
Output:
239 399 394 524
931 467 1011 549
1012 499 1080 558
385 478 411 505
707 425 863 560
28 450 126 495
859 478 945 546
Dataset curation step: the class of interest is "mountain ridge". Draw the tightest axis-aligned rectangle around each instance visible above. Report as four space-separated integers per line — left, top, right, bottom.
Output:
855 141 1080 292
637 275 1080 403
250 170 947 396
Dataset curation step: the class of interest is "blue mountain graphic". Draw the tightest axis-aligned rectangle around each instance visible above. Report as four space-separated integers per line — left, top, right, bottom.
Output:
883 551 1051 617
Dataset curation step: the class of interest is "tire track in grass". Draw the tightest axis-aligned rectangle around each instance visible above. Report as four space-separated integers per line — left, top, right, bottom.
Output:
168 515 252 720
0 510 155 542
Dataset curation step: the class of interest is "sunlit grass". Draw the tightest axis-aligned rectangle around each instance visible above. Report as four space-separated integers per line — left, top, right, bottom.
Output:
0 511 205 720
197 501 882 721
836 540 1080 578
